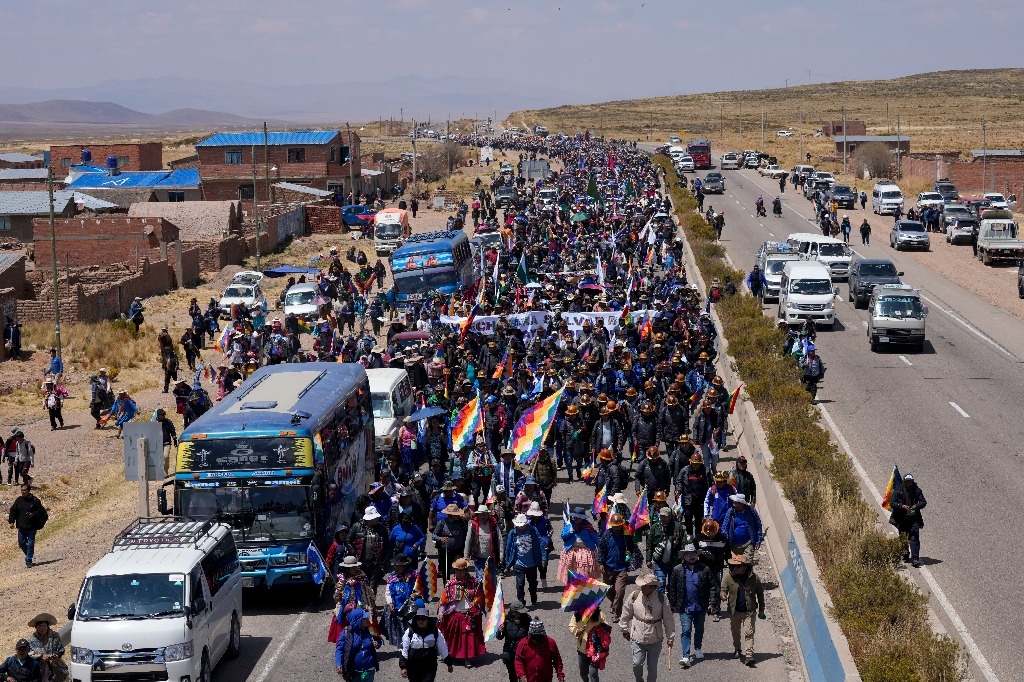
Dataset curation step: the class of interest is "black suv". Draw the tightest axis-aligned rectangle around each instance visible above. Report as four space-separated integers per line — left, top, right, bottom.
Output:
829 185 857 209
933 179 959 202
848 257 903 308
495 186 517 208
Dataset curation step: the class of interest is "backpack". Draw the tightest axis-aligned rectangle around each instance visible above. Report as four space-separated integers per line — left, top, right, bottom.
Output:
586 622 612 669
31 499 48 530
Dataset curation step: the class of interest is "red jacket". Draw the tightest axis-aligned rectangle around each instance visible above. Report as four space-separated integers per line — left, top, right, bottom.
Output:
514 636 564 682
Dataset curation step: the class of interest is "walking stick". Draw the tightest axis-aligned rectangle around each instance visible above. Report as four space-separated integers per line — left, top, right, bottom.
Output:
667 638 673 670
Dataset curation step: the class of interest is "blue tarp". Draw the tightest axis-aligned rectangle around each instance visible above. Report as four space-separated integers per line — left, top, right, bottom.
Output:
262 265 322 278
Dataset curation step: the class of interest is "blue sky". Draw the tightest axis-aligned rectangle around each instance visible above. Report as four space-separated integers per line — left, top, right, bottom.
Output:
2 0 1022 99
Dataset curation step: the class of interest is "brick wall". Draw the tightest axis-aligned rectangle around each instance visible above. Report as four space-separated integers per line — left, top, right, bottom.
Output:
50 142 163 171
0 255 26 293
273 185 331 204
32 216 179 269
0 159 44 169
306 205 344 234
181 246 201 286
900 156 1024 197
0 181 53 191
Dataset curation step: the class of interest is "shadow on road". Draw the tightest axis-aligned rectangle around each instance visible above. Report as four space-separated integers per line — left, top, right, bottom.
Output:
212 635 272 681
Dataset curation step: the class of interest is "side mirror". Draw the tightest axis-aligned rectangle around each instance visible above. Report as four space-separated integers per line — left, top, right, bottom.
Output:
923 306 929 316
67 604 76 621
833 286 840 296
897 271 904 277
193 597 207 614
183 605 193 629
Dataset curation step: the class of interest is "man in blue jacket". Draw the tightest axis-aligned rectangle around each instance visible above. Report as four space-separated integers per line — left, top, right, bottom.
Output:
505 513 546 606
720 494 762 562
597 512 636 622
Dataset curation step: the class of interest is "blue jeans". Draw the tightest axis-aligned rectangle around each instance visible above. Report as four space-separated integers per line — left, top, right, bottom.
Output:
18 528 35 565
651 561 671 595
678 610 706 658
514 565 538 605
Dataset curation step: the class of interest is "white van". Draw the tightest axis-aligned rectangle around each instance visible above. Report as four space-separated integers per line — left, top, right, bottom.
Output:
283 282 320 321
777 261 838 328
786 233 853 280
872 182 904 215
367 368 414 457
70 518 242 682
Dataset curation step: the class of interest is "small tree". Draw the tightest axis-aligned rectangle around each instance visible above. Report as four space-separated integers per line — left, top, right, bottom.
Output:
418 142 467 182
852 143 893 179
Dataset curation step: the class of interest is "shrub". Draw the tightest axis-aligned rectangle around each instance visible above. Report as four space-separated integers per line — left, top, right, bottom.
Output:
653 152 964 680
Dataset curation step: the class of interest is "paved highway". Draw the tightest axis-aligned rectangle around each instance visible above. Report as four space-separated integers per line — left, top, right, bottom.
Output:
690 160 1024 682
212 475 803 681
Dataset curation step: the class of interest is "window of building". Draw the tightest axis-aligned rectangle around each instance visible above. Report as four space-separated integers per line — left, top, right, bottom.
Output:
167 191 185 202
339 146 350 164
330 146 336 163
225 150 244 165
287 148 306 163
117 156 130 169
60 158 72 168
239 185 255 200
0 216 11 231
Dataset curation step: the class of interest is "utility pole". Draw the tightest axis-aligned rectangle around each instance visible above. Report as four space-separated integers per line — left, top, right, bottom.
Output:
411 118 418 197
760 105 765 147
263 122 270 203
981 117 987 194
806 69 811 85
896 115 902 179
446 117 451 178
46 166 61 357
739 101 742 138
347 122 355 203
842 108 848 175
251 145 261 270
798 108 803 162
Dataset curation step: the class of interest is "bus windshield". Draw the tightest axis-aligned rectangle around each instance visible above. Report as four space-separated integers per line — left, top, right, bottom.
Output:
393 268 458 294
687 145 710 155
180 486 314 543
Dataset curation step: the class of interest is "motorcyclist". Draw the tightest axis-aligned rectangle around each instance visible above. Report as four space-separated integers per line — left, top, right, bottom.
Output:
755 196 766 217
799 348 825 400
772 197 782 217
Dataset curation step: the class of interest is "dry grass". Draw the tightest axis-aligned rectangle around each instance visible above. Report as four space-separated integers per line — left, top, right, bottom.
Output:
21 320 157 373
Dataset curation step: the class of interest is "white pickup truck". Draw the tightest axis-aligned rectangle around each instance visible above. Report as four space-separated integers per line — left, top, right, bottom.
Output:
975 209 1024 265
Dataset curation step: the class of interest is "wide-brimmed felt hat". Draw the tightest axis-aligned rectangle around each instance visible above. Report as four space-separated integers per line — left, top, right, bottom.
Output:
727 553 752 566
340 555 362 568
526 501 544 517
28 613 56 627
635 572 659 587
611 492 627 505
729 493 749 506
608 513 625 527
513 513 529 527
442 503 464 516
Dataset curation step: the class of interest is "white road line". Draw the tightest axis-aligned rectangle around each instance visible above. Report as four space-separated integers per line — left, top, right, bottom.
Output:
949 401 970 418
899 355 913 366
817 404 998 682
918 294 1017 361
861 320 868 328
767 231 775 237
251 611 310 682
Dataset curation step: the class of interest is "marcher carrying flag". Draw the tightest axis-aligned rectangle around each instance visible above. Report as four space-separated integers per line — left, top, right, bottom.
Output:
450 392 483 452
560 570 610 620
508 387 564 468
516 251 530 285
459 303 480 346
483 578 505 641
881 463 903 510
728 384 744 414
592 483 608 518
629 487 650 532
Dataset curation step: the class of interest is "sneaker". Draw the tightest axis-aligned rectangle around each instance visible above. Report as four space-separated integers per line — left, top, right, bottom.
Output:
746 659 756 668
911 559 921 568
713 613 721 622
733 650 741 659
679 657 691 668
693 649 704 660
541 578 548 589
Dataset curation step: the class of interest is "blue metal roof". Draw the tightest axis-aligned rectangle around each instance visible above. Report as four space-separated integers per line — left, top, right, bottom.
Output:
195 130 340 147
68 170 200 190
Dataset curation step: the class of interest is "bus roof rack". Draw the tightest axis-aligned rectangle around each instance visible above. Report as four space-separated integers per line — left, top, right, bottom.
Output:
402 230 463 244
113 517 219 551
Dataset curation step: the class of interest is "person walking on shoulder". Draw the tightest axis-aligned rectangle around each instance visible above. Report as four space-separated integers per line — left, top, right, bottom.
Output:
889 473 927 568
9 483 47 568
620 572 674 682
720 553 766 667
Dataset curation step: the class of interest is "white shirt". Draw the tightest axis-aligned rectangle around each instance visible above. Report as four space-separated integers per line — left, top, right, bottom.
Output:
401 626 450 661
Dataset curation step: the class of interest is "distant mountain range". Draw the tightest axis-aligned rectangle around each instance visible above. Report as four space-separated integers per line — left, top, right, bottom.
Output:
0 99 267 127
0 75 589 123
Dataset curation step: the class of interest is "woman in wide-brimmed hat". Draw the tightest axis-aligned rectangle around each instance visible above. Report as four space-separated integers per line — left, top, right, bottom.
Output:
27 612 67 682
328 555 372 645
557 506 603 583
437 557 485 667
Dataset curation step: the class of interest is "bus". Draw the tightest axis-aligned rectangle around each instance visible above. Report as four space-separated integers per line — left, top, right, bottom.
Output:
160 363 373 589
389 230 475 310
687 140 712 169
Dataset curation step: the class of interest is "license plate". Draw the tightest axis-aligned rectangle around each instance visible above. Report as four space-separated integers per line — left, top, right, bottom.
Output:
879 336 889 343
242 577 255 588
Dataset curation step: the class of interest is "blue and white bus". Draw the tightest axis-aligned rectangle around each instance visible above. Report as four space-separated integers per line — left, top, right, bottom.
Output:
162 363 373 589
390 230 475 309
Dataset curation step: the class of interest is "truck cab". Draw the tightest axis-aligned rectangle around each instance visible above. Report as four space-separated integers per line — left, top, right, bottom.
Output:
867 284 927 352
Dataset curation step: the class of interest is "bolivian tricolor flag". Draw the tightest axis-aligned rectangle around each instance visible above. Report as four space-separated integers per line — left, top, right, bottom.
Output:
881 464 903 511
728 384 743 414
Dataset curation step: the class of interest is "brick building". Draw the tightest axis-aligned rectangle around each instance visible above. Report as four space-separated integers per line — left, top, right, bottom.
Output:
68 169 202 202
196 130 361 204
0 153 44 169
821 121 867 137
0 168 53 190
0 191 77 242
835 135 910 158
32 216 180 270
900 151 1024 197
50 142 163 173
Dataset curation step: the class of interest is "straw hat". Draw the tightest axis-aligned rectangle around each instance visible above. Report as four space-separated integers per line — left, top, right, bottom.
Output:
635 572 659 587
28 613 57 627
442 503 464 517
526 501 544 517
727 553 752 566
452 558 471 570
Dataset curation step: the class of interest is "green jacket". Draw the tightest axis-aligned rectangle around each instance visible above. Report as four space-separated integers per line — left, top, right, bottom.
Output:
720 569 765 616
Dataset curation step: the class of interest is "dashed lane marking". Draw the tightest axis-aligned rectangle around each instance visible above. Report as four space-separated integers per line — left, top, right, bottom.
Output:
949 401 970 418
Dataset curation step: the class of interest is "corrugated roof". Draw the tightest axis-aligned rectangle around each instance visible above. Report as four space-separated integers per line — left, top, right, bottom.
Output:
71 192 119 210
0 253 25 274
274 182 333 197
0 168 49 180
128 201 240 241
0 152 40 163
840 135 909 143
361 169 383 176
68 170 200 190
970 149 1024 158
196 130 339 147
0 190 74 215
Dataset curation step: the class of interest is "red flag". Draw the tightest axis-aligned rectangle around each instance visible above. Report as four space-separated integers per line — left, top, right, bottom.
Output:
459 303 480 346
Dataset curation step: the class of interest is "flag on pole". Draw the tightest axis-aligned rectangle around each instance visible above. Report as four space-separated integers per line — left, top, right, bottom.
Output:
213 326 232 352
586 175 603 205
459 303 480 346
881 464 903 511
560 570 610 619
482 558 498 611
492 348 511 380
596 252 604 286
450 393 483 452
493 251 501 297
509 388 564 468
690 386 704 409
728 384 744 414
592 484 608 518
516 251 530 285
483 579 505 641
581 457 597 485
629 487 650 532
306 542 327 584
639 314 653 341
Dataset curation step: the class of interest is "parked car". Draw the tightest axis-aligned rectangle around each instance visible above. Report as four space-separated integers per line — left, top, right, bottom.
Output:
676 156 695 173
941 203 973 228
976 209 1024 265
916 192 945 211
341 204 376 227
495 186 517 207
829 185 857 209
984 192 1009 210
945 217 979 245
720 153 741 170
847 257 903 309
703 172 725 194
668 135 682 144
812 171 836 188
758 164 786 178
933 179 959 202
744 154 759 169
219 272 267 315
776 130 794 137
283 282 320 320
890 220 930 251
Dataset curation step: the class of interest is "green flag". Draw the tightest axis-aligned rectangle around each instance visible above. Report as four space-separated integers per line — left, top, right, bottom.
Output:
624 179 636 199
587 175 603 205
517 251 530 285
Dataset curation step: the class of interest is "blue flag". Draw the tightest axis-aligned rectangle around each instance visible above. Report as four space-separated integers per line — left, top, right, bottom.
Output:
307 542 327 585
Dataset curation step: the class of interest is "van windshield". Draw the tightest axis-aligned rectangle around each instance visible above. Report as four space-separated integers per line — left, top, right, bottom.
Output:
818 243 850 257
877 297 924 319
791 279 833 295
78 573 185 620
372 393 393 419
882 191 902 200
285 290 316 306
376 223 403 238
